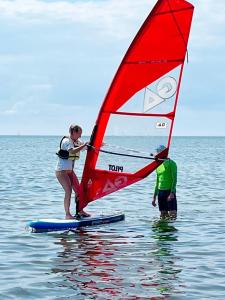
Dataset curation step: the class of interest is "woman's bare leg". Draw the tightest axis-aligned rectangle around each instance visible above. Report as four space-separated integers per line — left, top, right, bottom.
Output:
56 172 74 219
70 172 90 217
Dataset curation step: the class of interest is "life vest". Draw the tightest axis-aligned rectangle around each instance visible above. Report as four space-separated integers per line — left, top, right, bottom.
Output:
56 136 80 160
72 140 81 161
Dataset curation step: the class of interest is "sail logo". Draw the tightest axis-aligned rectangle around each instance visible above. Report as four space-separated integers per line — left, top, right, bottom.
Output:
102 176 128 194
87 179 92 186
100 176 128 195
144 76 177 112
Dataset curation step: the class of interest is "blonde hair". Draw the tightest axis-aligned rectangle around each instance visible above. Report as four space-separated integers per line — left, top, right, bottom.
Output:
69 124 82 135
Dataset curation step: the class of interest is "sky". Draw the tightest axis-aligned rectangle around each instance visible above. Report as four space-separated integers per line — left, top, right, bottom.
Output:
0 0 224 136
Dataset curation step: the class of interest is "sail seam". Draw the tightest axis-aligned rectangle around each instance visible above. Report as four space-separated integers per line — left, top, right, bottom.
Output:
152 6 193 17
125 59 184 64
167 0 190 62
104 111 175 119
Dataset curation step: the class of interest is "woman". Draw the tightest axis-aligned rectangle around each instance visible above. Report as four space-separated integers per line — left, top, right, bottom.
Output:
55 124 90 219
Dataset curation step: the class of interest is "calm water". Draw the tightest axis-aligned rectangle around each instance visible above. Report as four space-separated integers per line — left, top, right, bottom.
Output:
0 136 225 299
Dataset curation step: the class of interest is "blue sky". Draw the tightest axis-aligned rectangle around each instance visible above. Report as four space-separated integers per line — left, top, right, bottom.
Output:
0 0 224 136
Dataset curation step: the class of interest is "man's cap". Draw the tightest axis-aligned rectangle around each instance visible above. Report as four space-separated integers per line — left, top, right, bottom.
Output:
155 145 166 153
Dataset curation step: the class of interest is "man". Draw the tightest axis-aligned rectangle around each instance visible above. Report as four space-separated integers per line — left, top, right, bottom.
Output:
152 145 177 219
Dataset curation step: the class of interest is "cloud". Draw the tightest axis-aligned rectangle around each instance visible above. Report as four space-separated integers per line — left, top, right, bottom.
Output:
0 0 153 39
0 0 224 47
0 54 34 64
190 0 225 49
174 105 225 136
2 100 27 115
1 95 81 116
0 0 225 135
0 98 97 135
0 0 151 21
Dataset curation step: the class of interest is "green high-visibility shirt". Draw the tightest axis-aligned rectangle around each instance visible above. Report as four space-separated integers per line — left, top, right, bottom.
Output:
154 159 177 195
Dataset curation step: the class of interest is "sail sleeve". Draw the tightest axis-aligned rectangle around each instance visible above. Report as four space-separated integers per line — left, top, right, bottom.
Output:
79 0 194 210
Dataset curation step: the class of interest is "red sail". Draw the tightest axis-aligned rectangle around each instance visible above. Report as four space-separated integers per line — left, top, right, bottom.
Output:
79 0 194 210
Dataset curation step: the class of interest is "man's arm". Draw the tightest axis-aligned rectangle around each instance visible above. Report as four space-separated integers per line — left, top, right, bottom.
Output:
152 174 159 207
170 161 177 193
168 161 177 200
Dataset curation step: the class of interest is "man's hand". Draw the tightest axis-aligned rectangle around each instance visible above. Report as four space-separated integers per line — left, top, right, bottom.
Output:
152 196 157 207
167 192 175 201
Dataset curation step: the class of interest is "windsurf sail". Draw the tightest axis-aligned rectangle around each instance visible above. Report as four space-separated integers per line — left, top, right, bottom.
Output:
79 0 194 210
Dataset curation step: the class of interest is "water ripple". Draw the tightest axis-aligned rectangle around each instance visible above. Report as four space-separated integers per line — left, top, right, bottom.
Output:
0 136 225 299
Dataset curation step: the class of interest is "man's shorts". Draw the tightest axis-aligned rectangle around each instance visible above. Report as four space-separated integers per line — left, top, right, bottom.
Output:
158 190 177 212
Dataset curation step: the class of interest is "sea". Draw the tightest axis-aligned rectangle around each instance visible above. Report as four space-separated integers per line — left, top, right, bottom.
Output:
0 136 225 300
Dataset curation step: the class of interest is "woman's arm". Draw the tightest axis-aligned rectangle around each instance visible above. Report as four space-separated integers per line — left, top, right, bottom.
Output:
69 142 88 155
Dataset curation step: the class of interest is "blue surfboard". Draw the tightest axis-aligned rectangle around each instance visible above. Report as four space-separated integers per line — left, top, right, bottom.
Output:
27 212 125 233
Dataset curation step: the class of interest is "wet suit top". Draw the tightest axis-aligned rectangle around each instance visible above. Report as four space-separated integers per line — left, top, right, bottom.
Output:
154 159 177 195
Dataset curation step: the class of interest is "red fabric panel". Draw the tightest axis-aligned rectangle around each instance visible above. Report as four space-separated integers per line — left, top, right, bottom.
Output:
79 0 194 210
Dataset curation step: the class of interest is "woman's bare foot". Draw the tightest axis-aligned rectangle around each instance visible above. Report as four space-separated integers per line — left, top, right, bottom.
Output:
65 213 75 220
78 210 91 217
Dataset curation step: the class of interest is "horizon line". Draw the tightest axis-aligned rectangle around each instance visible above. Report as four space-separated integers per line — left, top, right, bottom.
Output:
0 134 225 138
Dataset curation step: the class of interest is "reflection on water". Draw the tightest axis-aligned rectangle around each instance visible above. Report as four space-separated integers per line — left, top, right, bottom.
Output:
1 136 224 299
152 219 178 241
51 230 125 299
49 221 184 299
150 220 183 298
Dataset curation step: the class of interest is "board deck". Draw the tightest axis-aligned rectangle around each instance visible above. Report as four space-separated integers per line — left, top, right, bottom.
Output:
27 212 125 232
